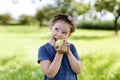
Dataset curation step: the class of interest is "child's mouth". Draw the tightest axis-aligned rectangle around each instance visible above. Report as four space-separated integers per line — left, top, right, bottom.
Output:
54 38 57 42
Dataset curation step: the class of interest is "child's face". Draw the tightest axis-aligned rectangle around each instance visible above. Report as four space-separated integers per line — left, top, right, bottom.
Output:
50 20 71 40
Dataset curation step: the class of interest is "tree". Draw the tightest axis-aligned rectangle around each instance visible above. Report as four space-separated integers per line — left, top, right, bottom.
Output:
35 0 90 27
19 15 36 25
53 0 91 18
95 0 120 35
73 1 90 17
35 9 45 26
53 0 74 16
41 5 58 21
35 5 58 26
0 13 12 26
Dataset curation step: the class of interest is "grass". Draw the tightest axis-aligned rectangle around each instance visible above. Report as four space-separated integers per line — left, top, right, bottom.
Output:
0 25 120 80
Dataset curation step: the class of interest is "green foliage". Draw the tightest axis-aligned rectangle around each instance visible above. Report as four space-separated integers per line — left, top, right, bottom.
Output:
73 1 90 16
95 0 120 35
35 9 45 26
95 0 120 15
0 13 12 25
54 0 74 15
53 0 90 16
35 5 58 26
41 5 58 21
77 20 120 30
0 26 120 80
34 0 91 27
19 15 37 25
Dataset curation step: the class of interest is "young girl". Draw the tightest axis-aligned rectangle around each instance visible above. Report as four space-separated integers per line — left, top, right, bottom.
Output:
37 13 82 80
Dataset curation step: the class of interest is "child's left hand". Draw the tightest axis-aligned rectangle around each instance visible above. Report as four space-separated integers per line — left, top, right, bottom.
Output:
63 39 71 54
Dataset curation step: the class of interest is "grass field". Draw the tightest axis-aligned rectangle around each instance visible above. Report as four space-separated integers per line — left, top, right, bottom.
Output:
0 26 120 80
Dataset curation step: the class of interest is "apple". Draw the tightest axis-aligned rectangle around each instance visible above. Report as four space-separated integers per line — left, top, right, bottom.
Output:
55 39 63 49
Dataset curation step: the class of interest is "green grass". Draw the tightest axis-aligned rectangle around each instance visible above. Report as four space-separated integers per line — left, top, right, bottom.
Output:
0 26 120 80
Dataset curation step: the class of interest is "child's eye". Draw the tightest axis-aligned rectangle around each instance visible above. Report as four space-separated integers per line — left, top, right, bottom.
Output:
62 32 67 34
55 28 58 30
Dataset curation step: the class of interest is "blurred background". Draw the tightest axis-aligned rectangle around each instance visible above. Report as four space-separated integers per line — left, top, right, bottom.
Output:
0 0 120 80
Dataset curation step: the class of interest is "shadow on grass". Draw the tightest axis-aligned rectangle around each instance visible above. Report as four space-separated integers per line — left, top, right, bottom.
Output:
0 55 17 65
0 63 44 80
78 53 120 80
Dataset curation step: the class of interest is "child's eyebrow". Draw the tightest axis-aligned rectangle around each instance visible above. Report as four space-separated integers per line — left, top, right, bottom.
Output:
62 30 69 33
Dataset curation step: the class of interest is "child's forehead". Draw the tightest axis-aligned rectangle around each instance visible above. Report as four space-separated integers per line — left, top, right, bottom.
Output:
53 21 71 32
54 20 71 27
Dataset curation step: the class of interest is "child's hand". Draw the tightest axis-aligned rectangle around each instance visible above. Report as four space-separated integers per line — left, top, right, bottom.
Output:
64 39 71 54
55 39 68 54
62 39 72 55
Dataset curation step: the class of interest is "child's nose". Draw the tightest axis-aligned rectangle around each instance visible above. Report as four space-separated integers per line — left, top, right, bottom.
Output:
57 31 62 37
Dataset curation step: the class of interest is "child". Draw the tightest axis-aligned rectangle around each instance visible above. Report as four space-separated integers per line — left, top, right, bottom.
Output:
37 13 82 80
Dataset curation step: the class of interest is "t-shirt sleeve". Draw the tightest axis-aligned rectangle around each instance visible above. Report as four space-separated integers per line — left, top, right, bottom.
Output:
70 44 80 60
37 46 50 64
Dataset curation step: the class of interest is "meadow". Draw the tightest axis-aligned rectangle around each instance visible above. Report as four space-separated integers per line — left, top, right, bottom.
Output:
0 25 120 80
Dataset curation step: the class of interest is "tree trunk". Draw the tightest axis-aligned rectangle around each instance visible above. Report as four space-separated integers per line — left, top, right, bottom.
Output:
114 15 119 35
39 20 43 27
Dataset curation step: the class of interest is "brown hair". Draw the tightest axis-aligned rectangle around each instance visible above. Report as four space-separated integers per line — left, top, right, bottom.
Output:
51 13 75 34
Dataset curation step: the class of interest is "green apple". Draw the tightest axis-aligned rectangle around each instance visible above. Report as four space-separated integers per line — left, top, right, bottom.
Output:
55 39 63 49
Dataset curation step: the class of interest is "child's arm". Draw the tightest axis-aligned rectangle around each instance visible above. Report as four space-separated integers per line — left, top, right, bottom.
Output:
40 52 63 78
40 42 67 79
67 51 82 74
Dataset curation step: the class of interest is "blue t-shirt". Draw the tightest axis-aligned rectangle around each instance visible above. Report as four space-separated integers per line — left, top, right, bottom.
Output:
38 43 80 80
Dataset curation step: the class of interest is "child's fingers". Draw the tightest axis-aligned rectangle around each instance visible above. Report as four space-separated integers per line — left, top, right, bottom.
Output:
62 39 69 44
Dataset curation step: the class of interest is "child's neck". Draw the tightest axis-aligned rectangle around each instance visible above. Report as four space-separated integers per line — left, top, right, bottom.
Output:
49 38 56 46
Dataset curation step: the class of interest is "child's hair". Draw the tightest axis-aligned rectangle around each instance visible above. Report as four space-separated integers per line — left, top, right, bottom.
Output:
51 13 75 34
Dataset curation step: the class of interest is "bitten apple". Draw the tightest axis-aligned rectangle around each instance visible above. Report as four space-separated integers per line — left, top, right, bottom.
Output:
55 39 63 50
